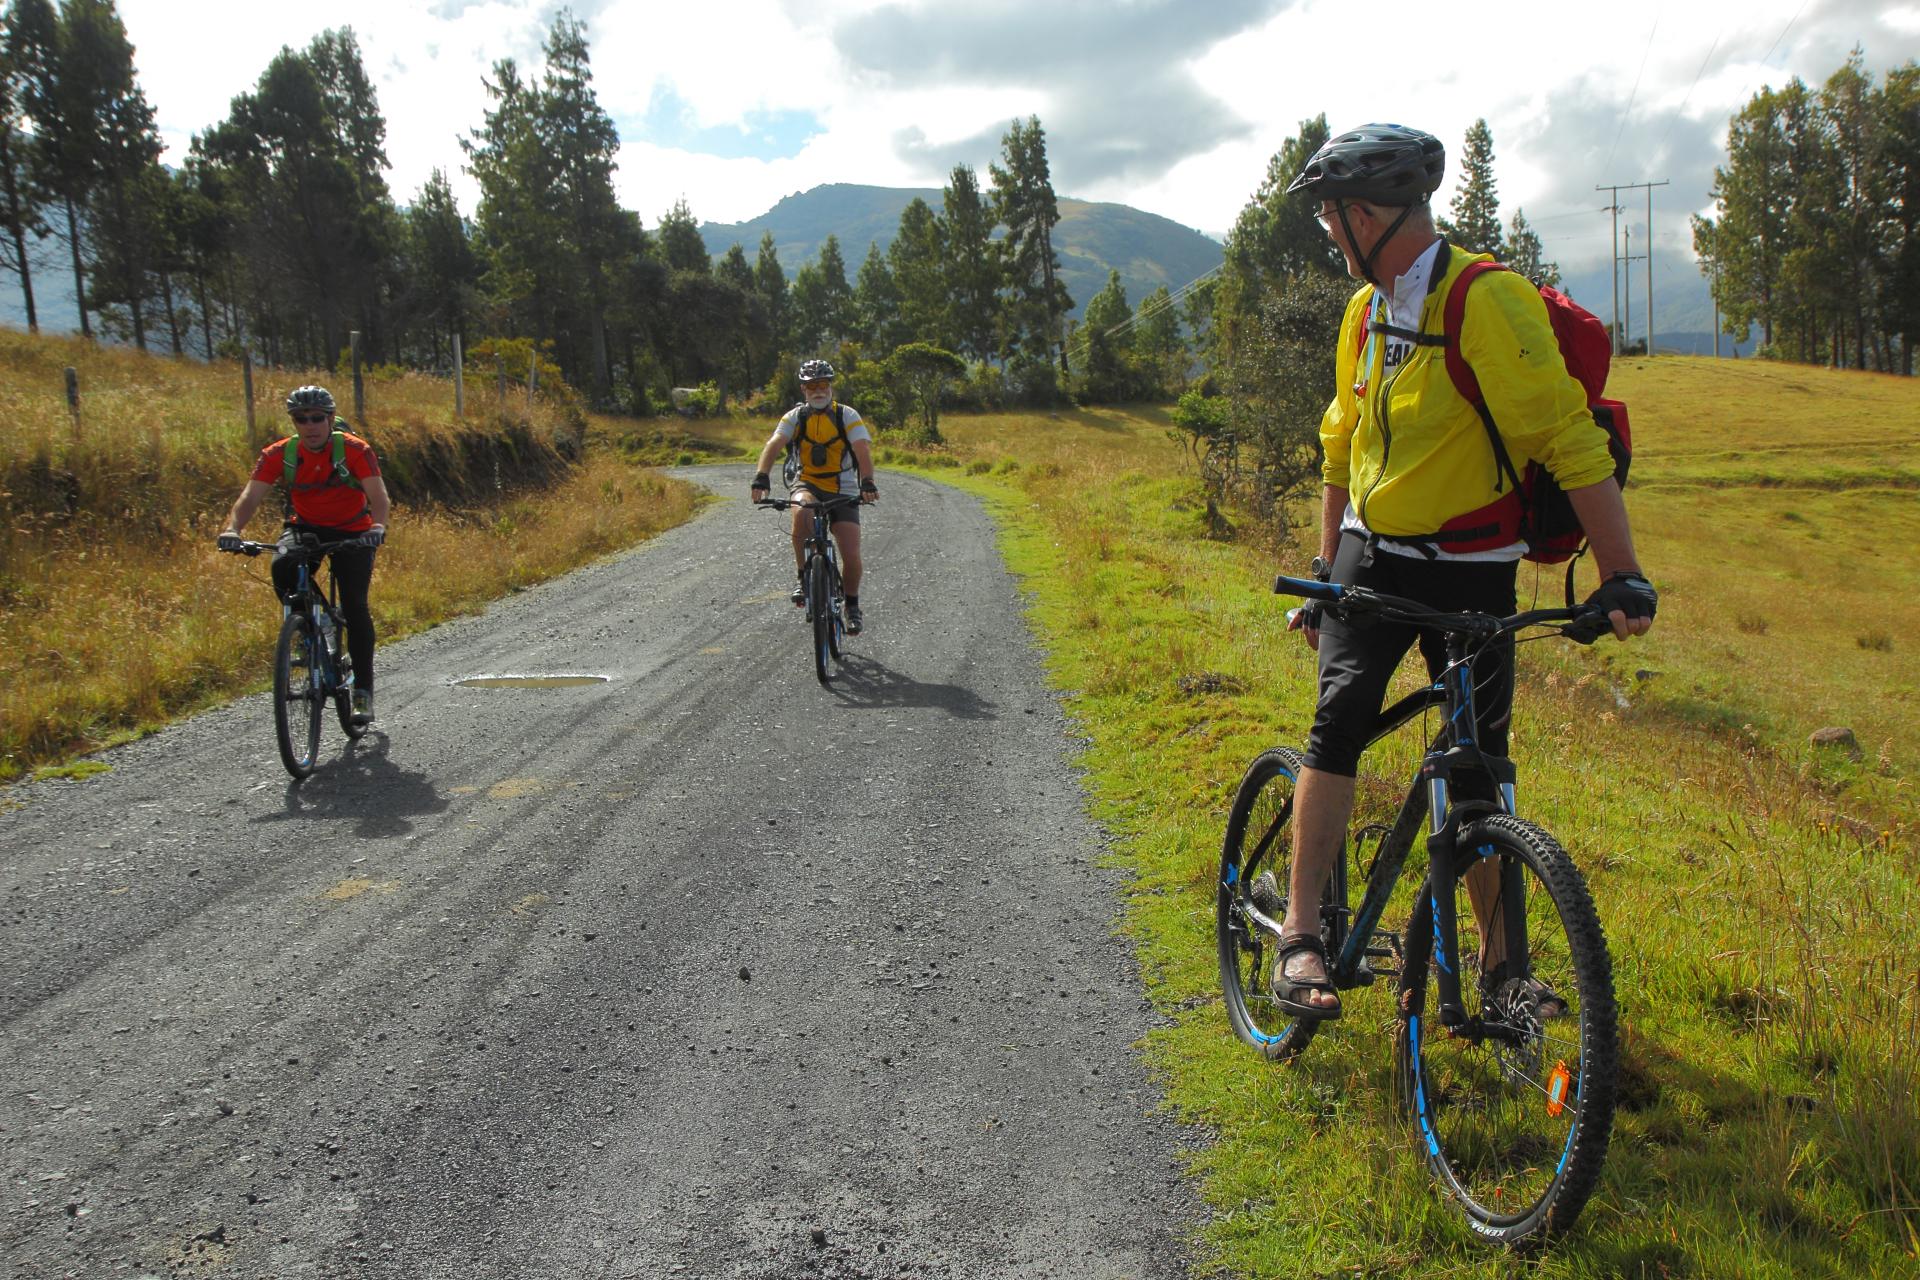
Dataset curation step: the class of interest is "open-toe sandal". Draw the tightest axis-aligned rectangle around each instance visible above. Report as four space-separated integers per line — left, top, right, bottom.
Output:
1271 932 1342 1022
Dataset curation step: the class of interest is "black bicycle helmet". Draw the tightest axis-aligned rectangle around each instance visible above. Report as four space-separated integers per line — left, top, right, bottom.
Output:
1286 123 1445 205
286 385 337 414
797 358 835 382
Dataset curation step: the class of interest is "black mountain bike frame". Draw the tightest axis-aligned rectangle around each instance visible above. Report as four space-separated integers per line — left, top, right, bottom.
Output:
1265 573 1609 1038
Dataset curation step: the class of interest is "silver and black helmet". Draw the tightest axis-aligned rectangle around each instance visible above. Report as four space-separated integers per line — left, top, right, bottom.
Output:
797 358 835 382
1286 124 1446 206
285 385 337 414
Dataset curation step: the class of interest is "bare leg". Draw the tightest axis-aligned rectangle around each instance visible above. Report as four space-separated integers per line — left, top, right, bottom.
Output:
1281 767 1356 1012
834 521 863 597
789 505 809 575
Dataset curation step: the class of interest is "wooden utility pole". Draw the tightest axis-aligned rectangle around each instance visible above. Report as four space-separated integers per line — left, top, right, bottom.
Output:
350 330 366 423
63 367 80 439
1596 179 1668 355
453 334 465 418
242 352 257 444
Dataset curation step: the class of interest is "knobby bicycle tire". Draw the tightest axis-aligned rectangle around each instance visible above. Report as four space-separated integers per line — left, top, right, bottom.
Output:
273 612 323 779
1395 814 1618 1246
1217 747 1339 1062
810 554 833 685
826 557 844 661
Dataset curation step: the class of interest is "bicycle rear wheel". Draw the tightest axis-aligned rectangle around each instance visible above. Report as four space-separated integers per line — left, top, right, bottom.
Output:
1216 747 1336 1062
1395 815 1618 1245
809 555 833 685
273 612 323 779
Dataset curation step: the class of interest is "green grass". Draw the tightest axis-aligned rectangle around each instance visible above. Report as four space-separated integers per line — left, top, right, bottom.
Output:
870 381 1919 1277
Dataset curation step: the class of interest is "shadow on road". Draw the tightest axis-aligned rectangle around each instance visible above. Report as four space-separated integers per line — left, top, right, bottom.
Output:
830 654 997 719
250 733 449 837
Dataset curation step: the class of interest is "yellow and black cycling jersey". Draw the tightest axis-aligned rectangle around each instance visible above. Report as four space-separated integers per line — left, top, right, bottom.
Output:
776 401 872 495
1320 244 1616 541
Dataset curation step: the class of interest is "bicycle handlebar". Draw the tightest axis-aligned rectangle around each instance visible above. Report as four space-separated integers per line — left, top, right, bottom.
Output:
219 531 381 559
754 494 864 513
1273 573 1611 645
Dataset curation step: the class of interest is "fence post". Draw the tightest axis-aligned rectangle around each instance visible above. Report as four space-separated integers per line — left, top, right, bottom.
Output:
63 366 80 440
350 330 365 424
242 351 257 446
452 333 465 419
496 354 505 406
528 358 538 411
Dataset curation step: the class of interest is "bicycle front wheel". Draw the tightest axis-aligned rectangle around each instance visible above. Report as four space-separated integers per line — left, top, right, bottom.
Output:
826 559 844 660
1216 747 1333 1062
1396 815 1618 1245
809 555 833 685
273 612 323 779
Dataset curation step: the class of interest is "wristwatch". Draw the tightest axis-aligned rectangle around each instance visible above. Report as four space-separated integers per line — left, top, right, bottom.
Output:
1310 556 1332 583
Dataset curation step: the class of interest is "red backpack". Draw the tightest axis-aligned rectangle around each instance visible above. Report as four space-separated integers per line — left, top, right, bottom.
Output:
1439 261 1632 573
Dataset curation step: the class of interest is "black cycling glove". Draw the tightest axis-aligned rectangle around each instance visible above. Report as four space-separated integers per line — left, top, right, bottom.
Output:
1584 571 1657 622
751 471 770 491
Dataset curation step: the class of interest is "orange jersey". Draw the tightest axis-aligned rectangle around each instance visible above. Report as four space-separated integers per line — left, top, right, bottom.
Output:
251 429 381 531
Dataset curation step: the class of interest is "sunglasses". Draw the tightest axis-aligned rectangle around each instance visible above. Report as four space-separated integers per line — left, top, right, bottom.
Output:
291 412 331 424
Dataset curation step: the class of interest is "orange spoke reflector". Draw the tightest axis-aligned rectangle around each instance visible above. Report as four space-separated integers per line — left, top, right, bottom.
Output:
1546 1060 1573 1117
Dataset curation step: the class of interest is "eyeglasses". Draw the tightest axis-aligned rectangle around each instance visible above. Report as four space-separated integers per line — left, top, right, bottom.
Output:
800 380 830 392
291 412 330 424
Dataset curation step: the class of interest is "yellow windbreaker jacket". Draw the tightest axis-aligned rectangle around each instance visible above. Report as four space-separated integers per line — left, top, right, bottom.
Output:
1320 243 1618 542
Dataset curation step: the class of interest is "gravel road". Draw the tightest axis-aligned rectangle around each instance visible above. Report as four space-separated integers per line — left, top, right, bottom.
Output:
1 466 1205 1279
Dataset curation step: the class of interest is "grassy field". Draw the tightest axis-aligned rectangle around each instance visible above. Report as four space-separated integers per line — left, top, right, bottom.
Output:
871 367 1916 1278
7 336 1916 1274
0 333 703 780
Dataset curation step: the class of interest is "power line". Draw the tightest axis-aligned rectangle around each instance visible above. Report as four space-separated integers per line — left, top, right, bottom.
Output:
1655 29 1724 159
1602 15 1661 178
1066 262 1222 363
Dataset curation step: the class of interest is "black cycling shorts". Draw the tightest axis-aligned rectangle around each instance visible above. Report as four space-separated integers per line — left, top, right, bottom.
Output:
792 483 860 526
1303 529 1517 778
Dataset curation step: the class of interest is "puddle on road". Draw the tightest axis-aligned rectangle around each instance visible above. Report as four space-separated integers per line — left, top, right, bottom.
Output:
452 674 611 688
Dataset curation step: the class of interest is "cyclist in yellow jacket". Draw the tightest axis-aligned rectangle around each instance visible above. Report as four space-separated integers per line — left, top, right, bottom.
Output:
1265 124 1658 1020
750 358 878 633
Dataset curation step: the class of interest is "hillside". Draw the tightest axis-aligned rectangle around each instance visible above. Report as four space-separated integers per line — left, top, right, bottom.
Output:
698 182 1225 323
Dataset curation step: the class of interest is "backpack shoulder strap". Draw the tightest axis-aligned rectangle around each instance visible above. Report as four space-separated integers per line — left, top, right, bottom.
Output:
1441 260 1524 497
283 436 298 487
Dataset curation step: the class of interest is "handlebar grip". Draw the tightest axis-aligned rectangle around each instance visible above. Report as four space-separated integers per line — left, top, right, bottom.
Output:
1562 607 1611 646
1272 574 1342 602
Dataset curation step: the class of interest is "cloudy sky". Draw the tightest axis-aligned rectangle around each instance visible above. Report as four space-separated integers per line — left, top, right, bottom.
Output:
120 0 1920 276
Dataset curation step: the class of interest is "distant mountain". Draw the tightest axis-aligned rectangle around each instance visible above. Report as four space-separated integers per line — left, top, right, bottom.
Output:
698 183 1225 323
1555 262 1757 357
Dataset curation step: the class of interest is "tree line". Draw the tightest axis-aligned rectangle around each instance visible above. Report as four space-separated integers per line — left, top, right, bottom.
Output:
1692 51 1919 373
0 1 1227 428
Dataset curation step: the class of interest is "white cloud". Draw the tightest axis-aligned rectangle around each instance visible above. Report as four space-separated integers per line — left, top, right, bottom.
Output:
117 0 1920 268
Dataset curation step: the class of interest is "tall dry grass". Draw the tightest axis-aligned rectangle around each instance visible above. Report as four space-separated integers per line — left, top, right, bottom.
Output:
0 331 694 779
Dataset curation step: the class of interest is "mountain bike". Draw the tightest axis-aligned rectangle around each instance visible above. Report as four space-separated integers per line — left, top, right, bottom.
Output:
756 494 859 686
220 531 375 779
1216 574 1620 1246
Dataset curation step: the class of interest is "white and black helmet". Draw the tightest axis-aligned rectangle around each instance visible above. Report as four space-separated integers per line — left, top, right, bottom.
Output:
286 385 337 414
797 358 835 382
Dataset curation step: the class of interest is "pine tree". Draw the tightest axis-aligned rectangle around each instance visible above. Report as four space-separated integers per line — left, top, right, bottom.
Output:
990 116 1072 372
1133 284 1186 396
657 197 709 274
1440 119 1501 255
402 168 481 366
0 5 48 331
942 163 997 363
1211 115 1340 378
889 196 946 349
65 0 166 349
1077 268 1133 401
753 231 787 353
814 233 853 344
1502 209 1558 287
852 241 902 353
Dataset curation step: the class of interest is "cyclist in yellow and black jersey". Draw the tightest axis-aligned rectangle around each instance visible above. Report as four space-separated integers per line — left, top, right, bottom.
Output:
750 358 878 634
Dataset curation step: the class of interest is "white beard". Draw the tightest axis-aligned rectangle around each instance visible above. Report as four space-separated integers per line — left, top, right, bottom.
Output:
805 393 832 410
